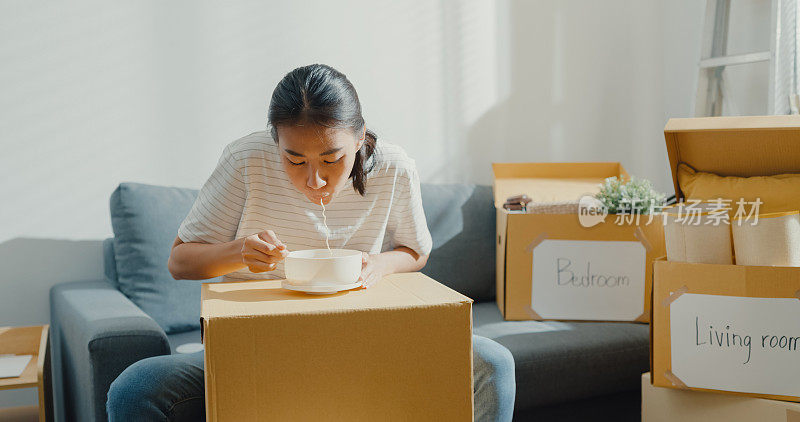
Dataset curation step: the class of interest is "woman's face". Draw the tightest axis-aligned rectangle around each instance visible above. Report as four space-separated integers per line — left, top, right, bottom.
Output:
276 124 363 205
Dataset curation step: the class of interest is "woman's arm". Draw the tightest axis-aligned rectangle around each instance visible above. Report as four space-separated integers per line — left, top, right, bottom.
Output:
168 236 247 280
359 246 429 288
168 230 289 280
377 246 428 273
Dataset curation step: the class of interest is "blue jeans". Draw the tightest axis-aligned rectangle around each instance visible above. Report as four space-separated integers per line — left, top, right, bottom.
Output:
107 334 515 421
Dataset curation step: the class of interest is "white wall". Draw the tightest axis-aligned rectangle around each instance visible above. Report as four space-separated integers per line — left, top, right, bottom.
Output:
0 0 706 409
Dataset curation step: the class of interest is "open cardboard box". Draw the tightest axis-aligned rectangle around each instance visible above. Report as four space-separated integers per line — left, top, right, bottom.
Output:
493 162 665 322
642 372 800 422
200 272 473 421
651 115 800 401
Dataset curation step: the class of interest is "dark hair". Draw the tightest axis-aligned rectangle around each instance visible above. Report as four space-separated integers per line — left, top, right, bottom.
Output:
268 64 378 196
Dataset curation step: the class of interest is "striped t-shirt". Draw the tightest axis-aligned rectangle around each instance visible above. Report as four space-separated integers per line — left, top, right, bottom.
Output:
177 130 433 282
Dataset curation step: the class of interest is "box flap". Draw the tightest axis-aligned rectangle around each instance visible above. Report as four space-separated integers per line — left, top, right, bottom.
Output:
201 272 472 320
664 115 800 200
491 162 627 208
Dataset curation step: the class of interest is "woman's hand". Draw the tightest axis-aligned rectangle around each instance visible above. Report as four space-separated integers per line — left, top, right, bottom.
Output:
241 230 289 273
359 252 386 288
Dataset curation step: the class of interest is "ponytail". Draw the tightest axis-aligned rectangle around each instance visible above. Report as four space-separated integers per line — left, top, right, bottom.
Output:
350 129 378 195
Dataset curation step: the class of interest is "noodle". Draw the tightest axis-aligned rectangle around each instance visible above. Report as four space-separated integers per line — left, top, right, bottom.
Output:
320 198 332 256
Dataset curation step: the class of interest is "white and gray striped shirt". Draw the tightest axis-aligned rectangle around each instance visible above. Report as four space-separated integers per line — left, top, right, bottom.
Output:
177 130 433 282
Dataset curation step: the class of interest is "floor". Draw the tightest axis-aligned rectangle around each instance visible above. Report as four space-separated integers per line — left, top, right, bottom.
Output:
0 405 39 422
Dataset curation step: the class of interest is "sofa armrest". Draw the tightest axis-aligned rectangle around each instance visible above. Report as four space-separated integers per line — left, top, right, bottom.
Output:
50 279 170 422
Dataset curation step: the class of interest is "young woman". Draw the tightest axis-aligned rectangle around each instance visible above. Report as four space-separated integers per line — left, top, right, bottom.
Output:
106 64 515 421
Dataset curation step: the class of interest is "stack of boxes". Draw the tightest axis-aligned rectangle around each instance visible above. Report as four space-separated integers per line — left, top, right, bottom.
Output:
494 116 800 420
646 116 800 421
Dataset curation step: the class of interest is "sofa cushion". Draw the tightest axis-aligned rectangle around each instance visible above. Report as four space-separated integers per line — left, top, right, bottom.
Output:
110 182 219 334
472 302 649 410
167 328 203 354
421 184 495 302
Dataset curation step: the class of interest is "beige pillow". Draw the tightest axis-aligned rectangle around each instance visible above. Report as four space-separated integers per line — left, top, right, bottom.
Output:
677 163 800 214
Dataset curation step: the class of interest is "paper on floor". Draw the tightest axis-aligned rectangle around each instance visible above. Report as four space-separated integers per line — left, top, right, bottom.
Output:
0 354 32 378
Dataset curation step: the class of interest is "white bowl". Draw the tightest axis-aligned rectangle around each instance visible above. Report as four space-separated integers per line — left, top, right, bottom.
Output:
284 249 362 286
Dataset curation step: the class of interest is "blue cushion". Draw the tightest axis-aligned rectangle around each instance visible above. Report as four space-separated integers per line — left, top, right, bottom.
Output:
110 182 219 334
420 184 496 302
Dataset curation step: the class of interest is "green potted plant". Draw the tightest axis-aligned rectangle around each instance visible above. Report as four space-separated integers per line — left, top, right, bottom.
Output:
595 176 666 215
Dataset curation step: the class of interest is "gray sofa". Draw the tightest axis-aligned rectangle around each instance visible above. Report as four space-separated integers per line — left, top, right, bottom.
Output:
49 182 649 421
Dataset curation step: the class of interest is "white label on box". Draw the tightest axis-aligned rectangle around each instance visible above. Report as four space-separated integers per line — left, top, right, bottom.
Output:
530 239 645 320
671 293 800 397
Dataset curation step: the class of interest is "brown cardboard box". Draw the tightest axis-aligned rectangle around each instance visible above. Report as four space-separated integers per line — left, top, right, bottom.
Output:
641 372 800 422
651 115 800 402
201 272 474 421
493 162 665 322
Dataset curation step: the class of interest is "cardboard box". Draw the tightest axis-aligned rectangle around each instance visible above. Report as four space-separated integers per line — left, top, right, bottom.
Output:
201 272 474 421
642 372 800 422
651 115 800 402
493 162 665 322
